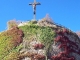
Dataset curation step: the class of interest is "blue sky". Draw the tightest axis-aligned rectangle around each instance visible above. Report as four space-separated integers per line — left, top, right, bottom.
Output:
0 0 80 32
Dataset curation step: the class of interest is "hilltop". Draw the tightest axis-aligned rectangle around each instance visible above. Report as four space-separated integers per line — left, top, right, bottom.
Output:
0 17 80 60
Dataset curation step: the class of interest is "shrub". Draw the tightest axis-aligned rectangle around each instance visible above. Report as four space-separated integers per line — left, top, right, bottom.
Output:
0 27 24 60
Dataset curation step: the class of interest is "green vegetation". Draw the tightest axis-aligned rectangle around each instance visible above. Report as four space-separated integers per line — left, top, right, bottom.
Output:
19 24 56 54
40 27 55 45
0 27 23 60
28 20 37 24
3 49 19 60
0 21 56 60
3 44 23 60
39 27 56 55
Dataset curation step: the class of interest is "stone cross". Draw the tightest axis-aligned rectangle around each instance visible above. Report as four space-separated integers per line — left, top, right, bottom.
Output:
29 0 41 20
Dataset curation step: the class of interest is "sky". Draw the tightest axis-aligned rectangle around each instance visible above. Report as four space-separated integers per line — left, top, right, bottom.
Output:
0 0 80 32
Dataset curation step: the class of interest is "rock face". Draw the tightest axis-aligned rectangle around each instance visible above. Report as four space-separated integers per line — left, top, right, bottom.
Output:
51 29 80 60
19 19 80 60
1 19 80 60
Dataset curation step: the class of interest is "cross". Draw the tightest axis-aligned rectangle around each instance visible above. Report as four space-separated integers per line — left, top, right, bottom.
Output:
29 0 41 20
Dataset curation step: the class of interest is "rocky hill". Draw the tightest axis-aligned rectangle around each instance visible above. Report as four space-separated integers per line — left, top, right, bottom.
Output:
0 18 80 60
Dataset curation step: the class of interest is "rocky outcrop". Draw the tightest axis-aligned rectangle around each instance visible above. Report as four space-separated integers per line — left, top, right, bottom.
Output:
19 19 80 60
51 29 80 60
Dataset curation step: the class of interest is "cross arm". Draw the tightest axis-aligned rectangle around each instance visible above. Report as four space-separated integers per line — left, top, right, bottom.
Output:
36 2 41 5
29 3 33 5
